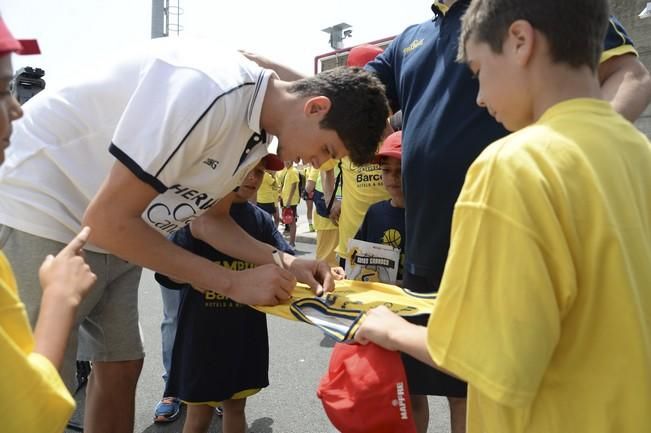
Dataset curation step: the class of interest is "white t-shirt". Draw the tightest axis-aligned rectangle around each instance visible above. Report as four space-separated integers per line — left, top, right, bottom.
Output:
0 38 275 252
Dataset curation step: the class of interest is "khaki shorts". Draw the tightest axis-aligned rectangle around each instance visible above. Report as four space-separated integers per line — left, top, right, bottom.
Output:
0 225 145 392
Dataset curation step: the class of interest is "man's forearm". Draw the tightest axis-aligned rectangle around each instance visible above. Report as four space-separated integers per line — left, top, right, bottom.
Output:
600 54 651 122
190 211 280 266
86 212 234 295
240 51 307 81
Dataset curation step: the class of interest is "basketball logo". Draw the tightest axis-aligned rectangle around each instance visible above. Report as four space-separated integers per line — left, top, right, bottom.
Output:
382 229 402 248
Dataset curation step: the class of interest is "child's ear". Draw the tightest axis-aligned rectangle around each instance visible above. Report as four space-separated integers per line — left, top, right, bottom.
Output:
304 96 332 117
507 19 535 66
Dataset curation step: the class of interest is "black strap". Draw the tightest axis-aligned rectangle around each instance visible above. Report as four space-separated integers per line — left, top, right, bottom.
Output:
326 161 342 213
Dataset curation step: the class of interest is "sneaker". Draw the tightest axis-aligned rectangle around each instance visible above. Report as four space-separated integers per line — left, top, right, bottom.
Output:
153 397 182 423
215 405 224 417
308 223 315 232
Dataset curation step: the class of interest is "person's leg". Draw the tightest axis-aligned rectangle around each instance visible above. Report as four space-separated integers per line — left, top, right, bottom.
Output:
448 396 467 433
288 206 297 246
315 228 339 267
160 285 181 383
84 359 143 433
182 404 214 433
79 257 145 433
411 394 430 433
272 205 279 227
289 221 297 246
306 199 314 231
154 285 182 422
222 398 247 433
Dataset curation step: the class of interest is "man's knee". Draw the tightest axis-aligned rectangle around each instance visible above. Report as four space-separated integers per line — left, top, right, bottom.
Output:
91 359 144 389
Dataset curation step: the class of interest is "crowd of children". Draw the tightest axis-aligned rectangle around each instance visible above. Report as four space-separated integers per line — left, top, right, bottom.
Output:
1 1 651 432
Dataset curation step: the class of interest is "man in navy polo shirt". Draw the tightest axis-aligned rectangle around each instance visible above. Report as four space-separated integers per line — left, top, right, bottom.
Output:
364 1 651 432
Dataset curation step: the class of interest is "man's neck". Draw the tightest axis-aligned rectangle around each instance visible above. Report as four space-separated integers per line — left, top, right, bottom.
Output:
260 77 294 137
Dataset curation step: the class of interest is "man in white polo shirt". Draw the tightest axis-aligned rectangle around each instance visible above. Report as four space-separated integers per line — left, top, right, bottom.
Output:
0 37 389 433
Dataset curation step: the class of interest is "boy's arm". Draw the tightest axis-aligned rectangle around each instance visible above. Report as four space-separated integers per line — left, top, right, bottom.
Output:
33 227 97 369
286 182 297 206
354 306 460 379
599 53 651 122
305 178 316 194
83 162 295 305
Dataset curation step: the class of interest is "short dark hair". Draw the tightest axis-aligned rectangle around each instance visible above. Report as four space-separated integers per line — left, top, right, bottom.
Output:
288 67 389 165
458 0 609 71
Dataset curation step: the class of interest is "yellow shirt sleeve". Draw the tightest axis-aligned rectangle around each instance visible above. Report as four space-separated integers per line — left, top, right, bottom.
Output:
317 159 338 172
0 252 75 433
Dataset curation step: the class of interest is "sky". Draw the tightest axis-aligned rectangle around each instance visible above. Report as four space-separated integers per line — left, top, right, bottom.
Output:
3 0 431 89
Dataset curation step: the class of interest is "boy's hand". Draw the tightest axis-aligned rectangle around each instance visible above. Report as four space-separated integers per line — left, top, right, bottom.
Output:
227 264 296 305
282 255 342 296
329 199 341 225
38 226 97 308
354 306 408 351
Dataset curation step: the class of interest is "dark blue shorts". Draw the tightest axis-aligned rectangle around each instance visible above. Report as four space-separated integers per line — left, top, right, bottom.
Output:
400 271 467 398
257 202 277 216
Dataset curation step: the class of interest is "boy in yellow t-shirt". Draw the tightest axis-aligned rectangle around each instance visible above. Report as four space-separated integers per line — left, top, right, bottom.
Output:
256 170 280 226
0 17 97 433
280 162 300 246
356 1 651 433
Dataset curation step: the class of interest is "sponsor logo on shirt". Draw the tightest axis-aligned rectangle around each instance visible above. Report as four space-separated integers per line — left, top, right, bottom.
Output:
403 39 424 55
145 184 218 234
203 158 220 169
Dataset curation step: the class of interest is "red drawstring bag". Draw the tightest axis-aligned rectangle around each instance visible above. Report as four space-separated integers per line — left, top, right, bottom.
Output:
282 207 295 225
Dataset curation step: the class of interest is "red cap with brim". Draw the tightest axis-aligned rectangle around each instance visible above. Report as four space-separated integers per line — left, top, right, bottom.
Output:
317 342 417 433
0 16 40 56
346 44 383 67
374 130 402 163
262 153 284 171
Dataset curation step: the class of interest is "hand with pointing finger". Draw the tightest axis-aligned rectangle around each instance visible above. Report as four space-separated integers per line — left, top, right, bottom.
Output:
38 226 97 308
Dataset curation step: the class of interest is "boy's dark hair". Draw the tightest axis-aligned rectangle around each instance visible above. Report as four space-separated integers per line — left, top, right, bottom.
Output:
458 0 609 71
288 67 389 165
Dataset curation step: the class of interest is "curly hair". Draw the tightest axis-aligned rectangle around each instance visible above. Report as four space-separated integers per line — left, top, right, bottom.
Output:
288 67 390 165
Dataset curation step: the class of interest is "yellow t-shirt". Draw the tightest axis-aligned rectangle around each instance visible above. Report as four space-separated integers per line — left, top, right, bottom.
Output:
336 157 390 257
281 166 300 206
0 252 76 433
426 99 651 433
257 171 279 204
275 168 287 195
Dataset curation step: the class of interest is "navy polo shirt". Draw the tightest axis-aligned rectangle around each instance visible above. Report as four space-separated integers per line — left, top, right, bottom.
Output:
366 0 506 282
366 2 636 283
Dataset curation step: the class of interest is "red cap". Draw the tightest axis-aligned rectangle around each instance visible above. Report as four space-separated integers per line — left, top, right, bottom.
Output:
262 153 284 171
346 44 383 67
0 16 40 56
375 131 402 163
317 342 417 433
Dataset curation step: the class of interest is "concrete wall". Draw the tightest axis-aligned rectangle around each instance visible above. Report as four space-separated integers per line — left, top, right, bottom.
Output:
611 0 651 135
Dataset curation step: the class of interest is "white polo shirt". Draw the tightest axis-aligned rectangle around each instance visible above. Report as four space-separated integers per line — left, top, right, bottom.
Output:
0 38 275 252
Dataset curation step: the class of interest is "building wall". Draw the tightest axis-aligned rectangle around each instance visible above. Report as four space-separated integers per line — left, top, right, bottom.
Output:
612 0 651 135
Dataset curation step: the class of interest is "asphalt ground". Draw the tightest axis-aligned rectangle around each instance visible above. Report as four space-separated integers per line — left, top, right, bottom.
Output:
65 201 452 433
